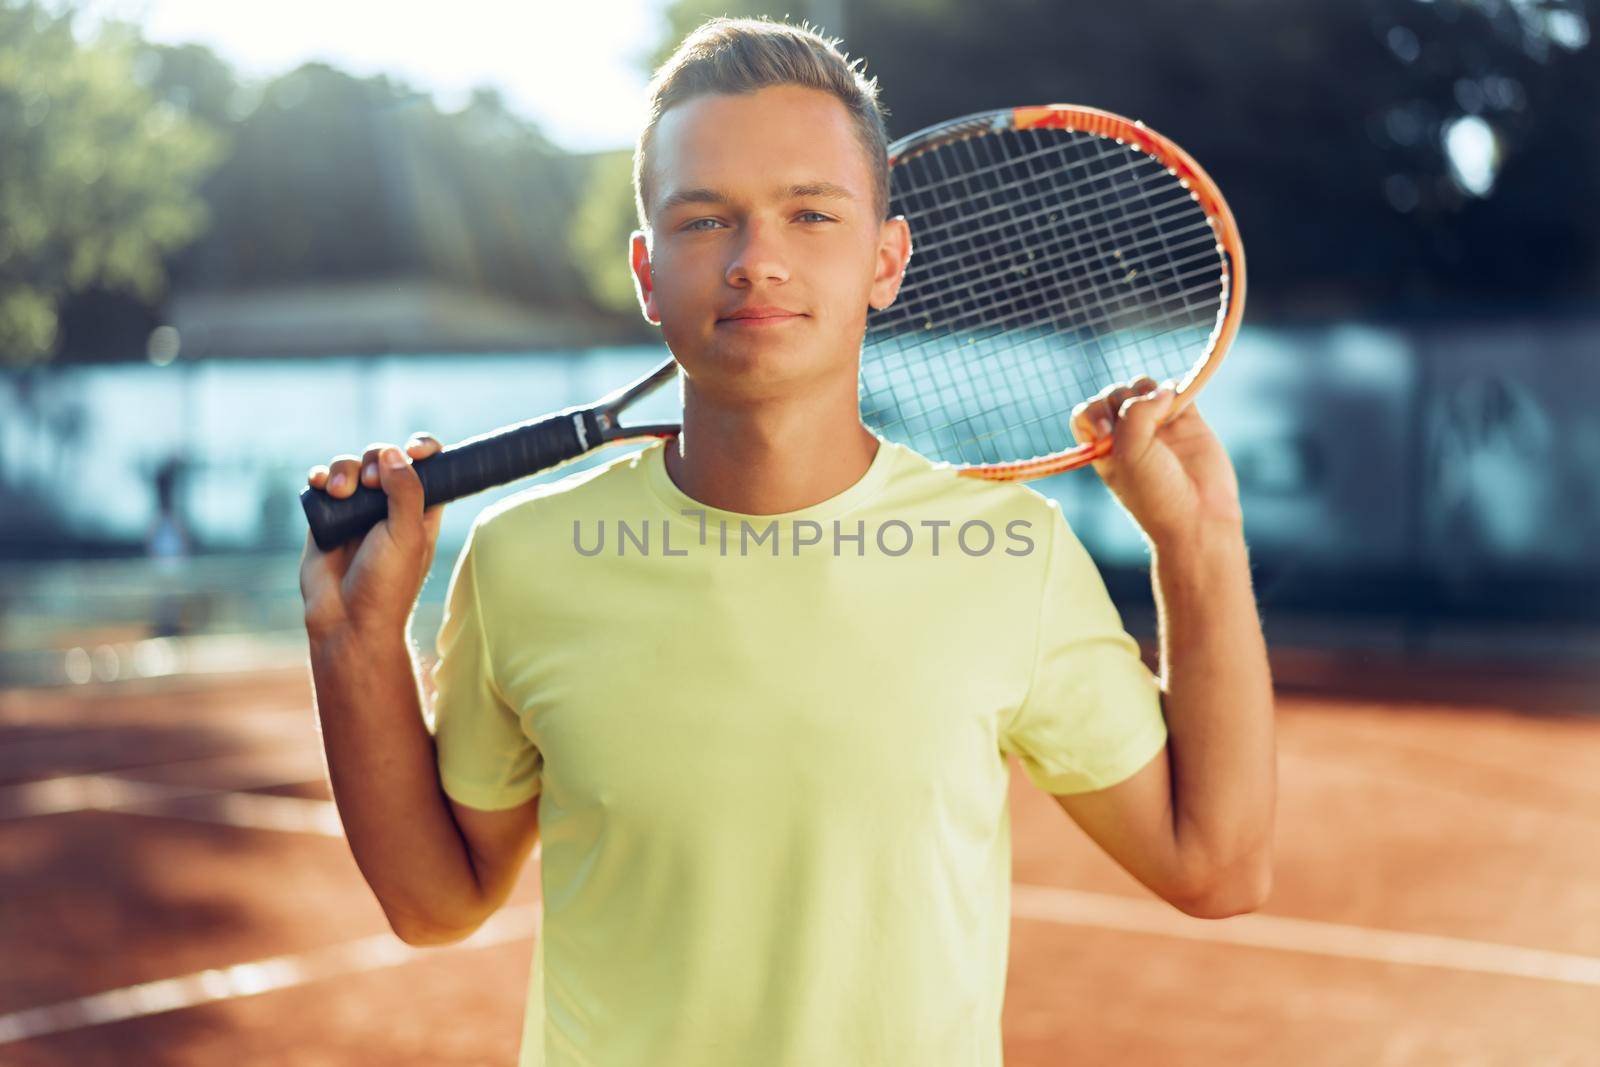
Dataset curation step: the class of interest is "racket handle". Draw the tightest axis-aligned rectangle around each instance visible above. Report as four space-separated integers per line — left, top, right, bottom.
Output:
300 409 598 551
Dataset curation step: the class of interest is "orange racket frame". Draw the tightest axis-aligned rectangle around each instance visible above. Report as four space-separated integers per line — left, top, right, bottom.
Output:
884 104 1247 481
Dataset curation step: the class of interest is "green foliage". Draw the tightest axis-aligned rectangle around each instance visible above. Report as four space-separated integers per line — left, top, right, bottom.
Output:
6 0 1589 367
654 0 1597 312
151 61 600 311
19 21 648 362
0 2 223 365
654 0 775 67
568 149 648 319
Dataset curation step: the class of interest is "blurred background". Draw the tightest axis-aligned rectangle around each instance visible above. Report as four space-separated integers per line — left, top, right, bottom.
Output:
1 0 1596 686
2 1 1598 1064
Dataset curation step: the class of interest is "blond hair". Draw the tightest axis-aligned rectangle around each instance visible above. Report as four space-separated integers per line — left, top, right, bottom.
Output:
633 17 890 228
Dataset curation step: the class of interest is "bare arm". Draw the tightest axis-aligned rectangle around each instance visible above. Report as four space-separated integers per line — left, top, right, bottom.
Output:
1054 377 1276 918
308 626 488 944
1050 523 1275 918
301 434 538 945
1152 520 1276 911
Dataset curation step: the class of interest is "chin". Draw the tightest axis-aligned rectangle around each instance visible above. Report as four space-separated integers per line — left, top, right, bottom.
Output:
688 339 835 400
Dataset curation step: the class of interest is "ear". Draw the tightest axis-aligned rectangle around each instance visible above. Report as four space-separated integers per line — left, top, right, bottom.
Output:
629 230 661 325
867 216 913 312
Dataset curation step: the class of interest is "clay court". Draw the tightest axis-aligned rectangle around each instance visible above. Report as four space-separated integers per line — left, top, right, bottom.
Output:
4 0 1598 1063
2 652 1596 1066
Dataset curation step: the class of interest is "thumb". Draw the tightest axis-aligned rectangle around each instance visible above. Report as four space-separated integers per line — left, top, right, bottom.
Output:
376 446 426 548
1112 381 1178 462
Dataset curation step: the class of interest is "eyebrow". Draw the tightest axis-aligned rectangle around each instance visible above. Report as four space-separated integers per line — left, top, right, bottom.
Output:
657 181 858 213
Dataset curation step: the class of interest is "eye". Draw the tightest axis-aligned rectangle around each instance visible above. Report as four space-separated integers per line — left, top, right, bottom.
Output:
683 217 725 232
796 210 834 223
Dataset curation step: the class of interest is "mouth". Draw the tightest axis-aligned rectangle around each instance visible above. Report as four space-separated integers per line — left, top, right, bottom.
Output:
717 306 807 327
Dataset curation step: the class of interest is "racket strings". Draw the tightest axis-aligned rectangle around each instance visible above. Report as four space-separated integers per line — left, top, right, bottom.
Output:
896 254 1227 357
863 125 1228 467
883 133 1216 460
893 139 1196 258
889 217 1209 355
867 269 1225 443
888 131 1217 411
898 207 1218 310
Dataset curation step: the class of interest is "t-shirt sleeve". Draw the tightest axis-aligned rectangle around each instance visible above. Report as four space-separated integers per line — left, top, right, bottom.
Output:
425 519 543 810
1000 503 1167 795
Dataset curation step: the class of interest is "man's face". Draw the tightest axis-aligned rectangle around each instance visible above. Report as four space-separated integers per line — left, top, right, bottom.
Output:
632 85 910 403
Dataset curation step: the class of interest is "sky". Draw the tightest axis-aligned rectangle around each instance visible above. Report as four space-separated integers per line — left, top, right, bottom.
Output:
79 0 671 152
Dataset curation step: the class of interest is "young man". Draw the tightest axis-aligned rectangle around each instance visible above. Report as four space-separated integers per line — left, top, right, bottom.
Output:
299 17 1275 1067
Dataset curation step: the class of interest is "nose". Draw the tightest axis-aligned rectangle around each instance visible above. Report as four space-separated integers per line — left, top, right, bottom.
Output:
724 218 790 288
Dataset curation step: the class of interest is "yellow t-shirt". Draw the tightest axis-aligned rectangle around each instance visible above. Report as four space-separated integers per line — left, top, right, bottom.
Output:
425 436 1166 1067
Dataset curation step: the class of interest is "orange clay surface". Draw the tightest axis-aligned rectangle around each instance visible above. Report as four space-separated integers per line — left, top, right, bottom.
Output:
2 662 1596 1066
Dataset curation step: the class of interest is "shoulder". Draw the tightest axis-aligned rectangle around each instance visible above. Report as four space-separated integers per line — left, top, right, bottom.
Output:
881 439 1069 532
465 442 660 556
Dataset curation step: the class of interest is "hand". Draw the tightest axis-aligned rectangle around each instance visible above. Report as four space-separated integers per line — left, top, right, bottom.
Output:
299 433 446 641
1070 377 1243 546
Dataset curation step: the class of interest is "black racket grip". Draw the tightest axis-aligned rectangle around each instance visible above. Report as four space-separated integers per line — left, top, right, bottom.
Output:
301 409 599 551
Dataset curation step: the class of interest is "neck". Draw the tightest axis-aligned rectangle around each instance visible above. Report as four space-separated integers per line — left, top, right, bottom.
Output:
662 373 880 515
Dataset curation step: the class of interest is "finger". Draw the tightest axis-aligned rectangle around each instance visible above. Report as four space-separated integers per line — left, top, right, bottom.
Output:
360 444 394 489
405 432 443 459
1085 378 1151 439
1070 399 1108 446
1114 376 1173 419
307 463 330 489
421 501 446 564
420 498 446 565
324 454 362 497
1080 384 1121 438
1115 377 1166 421
1163 390 1203 427
299 527 333 575
1105 376 1158 420
1112 380 1179 460
376 446 425 549
1070 401 1092 446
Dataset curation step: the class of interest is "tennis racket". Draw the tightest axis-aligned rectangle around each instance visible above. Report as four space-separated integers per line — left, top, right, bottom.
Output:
301 102 1244 549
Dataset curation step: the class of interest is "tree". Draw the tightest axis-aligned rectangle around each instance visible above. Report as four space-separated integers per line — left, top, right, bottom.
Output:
0 2 222 365
144 57 608 314
568 148 648 318
648 0 1596 315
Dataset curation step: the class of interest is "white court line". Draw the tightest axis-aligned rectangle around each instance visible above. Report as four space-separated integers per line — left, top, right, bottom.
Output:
116 790 345 837
0 902 542 1044
5 882 1598 1046
0 774 343 836
1010 883 1600 988
0 749 327 818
